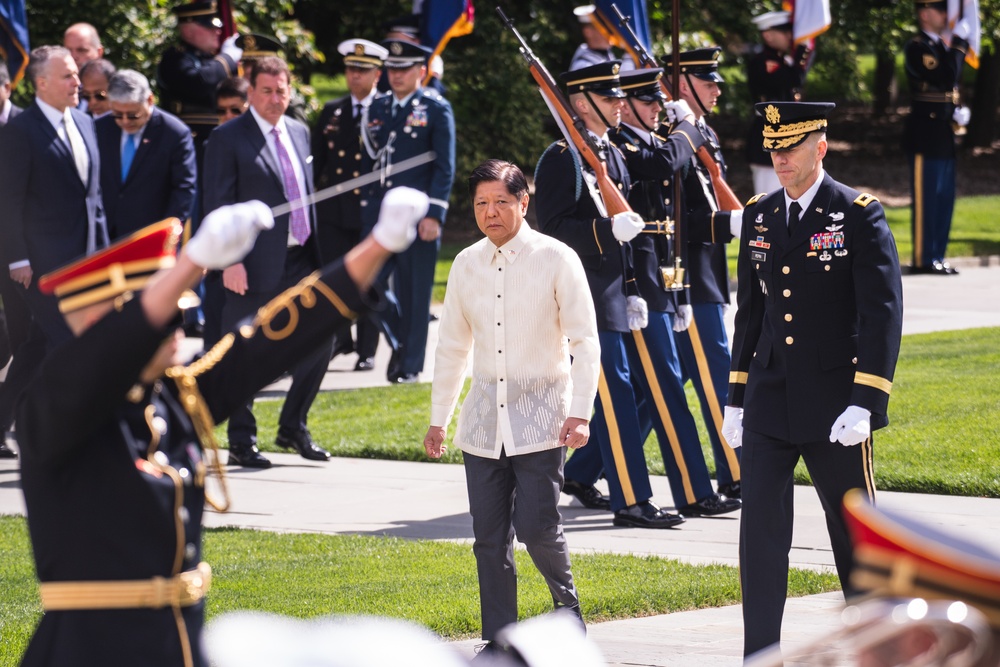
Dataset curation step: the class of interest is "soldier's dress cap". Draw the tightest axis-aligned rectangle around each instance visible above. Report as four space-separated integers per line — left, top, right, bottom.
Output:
172 1 222 29
844 489 1000 629
236 34 282 59
752 10 792 31
574 5 596 23
381 14 421 40
381 39 432 69
618 68 666 102
669 47 725 83
560 61 626 98
39 219 183 314
338 39 388 70
755 100 835 152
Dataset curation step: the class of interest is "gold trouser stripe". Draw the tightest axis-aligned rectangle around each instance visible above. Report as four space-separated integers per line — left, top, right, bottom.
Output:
39 562 211 611
632 328 696 504
862 436 876 503
914 153 924 267
730 371 748 384
597 366 636 507
685 317 741 479
854 372 892 395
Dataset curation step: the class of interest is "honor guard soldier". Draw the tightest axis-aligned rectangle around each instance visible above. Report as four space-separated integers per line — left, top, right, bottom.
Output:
569 5 635 72
14 189 427 667
745 10 813 195
722 101 903 659
903 0 971 275
610 67 740 519
157 1 241 163
361 39 456 384
313 39 389 372
535 61 676 529
674 47 745 501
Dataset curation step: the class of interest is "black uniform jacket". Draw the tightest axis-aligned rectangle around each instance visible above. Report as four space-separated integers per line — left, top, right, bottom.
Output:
16 261 373 667
611 121 703 313
728 174 903 444
313 94 373 236
902 31 968 159
534 139 633 333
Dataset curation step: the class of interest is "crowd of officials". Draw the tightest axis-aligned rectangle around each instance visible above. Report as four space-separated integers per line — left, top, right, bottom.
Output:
0 0 975 664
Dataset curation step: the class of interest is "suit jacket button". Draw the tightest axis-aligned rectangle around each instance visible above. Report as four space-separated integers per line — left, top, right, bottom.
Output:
782 266 790 274
785 336 794 345
784 313 792 322
783 289 791 297
825 265 831 271
852 357 858 364
355 154 362 160
338 150 345 157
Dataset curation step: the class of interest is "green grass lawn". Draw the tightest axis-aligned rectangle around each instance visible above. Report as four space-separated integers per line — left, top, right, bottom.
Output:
0 515 837 662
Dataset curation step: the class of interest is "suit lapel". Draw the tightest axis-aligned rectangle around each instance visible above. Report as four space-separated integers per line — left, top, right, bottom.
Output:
72 108 99 190
242 114 285 194
125 110 161 185
30 102 80 188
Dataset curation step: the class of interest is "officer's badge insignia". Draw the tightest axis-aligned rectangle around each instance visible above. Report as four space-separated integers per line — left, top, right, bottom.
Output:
751 251 767 262
749 236 771 249
923 54 938 70
244 35 257 50
612 63 620 75
755 213 763 224
764 104 781 125
354 44 365 56
828 211 844 222
754 224 768 233
835 249 848 257
407 107 428 127
820 250 832 261
806 251 817 257
391 42 403 55
811 231 845 251
826 224 843 232
624 143 638 152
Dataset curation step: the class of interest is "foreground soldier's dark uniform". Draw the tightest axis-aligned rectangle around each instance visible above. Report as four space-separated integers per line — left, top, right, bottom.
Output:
17 223 377 667
728 102 903 658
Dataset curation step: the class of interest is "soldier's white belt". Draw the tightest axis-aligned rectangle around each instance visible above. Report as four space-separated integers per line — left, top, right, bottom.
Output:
39 562 211 611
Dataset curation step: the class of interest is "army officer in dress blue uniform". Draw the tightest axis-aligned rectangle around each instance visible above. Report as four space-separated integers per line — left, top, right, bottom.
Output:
361 39 456 383
535 62 678 529
15 189 428 667
722 101 903 659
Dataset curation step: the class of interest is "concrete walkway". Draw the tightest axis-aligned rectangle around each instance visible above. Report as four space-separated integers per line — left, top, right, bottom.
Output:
0 261 997 665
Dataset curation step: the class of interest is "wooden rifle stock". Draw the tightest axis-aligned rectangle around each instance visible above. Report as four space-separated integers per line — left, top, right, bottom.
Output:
498 6 632 217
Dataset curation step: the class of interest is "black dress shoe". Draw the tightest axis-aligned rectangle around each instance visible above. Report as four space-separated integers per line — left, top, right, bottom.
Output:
613 501 685 528
330 338 355 359
275 429 331 461
938 261 959 275
228 445 272 468
678 493 742 517
354 356 375 371
392 372 419 384
0 440 17 459
717 482 741 500
386 347 403 382
562 479 611 510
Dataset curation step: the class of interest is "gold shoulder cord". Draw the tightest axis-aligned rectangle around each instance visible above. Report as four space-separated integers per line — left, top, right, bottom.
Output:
164 333 236 513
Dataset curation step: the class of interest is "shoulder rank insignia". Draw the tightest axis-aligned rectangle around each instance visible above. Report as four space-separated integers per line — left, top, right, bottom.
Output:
623 142 639 152
746 192 767 206
854 193 879 208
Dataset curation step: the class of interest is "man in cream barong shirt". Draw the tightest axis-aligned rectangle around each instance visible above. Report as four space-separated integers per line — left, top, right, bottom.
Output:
424 160 600 657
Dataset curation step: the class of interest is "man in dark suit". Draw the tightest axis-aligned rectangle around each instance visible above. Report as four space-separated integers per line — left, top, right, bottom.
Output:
361 39 456 384
0 45 109 456
313 38 388 372
202 56 333 468
96 70 196 240
723 102 903 658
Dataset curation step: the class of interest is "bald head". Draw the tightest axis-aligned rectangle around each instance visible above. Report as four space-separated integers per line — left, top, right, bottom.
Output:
64 23 104 67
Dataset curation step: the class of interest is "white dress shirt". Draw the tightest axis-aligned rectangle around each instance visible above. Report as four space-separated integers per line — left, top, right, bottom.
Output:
430 223 601 459
250 106 309 246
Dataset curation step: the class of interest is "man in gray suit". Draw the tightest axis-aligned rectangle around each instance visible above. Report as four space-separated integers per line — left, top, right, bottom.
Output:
0 46 109 457
202 56 333 468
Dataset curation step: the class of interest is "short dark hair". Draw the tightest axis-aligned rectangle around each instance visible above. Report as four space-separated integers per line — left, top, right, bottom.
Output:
248 56 290 87
468 159 528 199
79 57 116 83
26 45 72 87
216 76 249 102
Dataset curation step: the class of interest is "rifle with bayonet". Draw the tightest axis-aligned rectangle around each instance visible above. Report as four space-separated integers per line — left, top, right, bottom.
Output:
611 3 743 213
496 6 632 218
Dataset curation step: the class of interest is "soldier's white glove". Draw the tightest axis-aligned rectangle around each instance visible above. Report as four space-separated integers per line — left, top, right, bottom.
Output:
722 406 743 449
611 211 644 242
663 99 694 125
673 304 693 332
952 18 972 41
372 187 429 252
221 34 243 61
186 201 274 269
829 405 872 446
953 105 971 127
626 295 648 331
729 209 744 239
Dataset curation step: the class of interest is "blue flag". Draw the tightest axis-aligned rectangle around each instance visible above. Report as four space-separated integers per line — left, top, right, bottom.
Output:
0 0 29 87
593 0 651 66
420 0 474 57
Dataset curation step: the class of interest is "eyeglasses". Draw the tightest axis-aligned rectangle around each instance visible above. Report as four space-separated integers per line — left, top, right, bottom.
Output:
80 91 108 102
111 111 145 121
216 106 245 115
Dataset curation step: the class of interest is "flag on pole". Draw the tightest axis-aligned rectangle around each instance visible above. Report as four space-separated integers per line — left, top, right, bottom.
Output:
420 0 474 62
217 0 236 40
592 0 652 68
948 0 980 69
0 0 29 87
783 0 831 45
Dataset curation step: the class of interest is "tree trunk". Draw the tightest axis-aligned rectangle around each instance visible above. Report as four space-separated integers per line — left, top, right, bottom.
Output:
966 45 998 149
872 48 897 118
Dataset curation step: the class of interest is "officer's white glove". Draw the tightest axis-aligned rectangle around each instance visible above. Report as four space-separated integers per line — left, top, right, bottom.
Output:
372 187 429 252
728 209 744 239
673 304 693 332
626 295 648 330
952 18 972 41
611 211 644 243
663 99 695 125
953 105 971 127
186 201 274 269
221 34 243 61
722 406 743 449
829 405 872 447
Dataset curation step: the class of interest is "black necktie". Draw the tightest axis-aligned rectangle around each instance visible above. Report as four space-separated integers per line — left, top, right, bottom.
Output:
788 201 802 236
354 103 362 119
